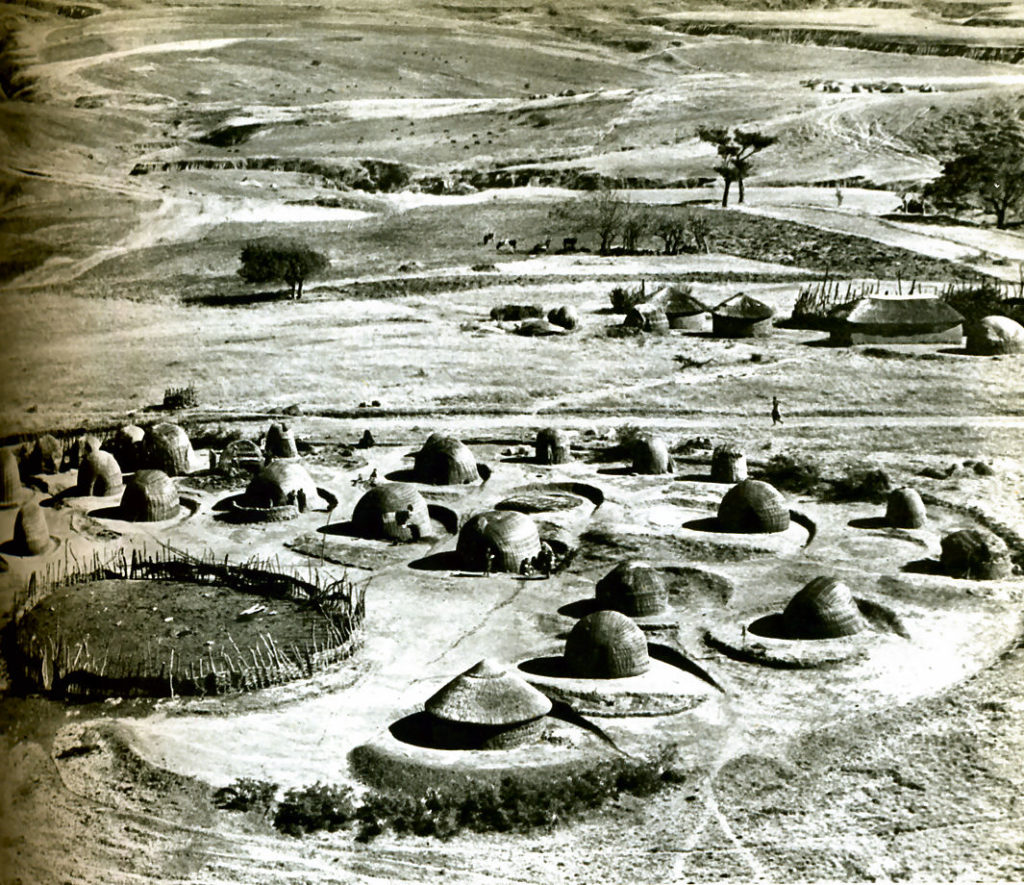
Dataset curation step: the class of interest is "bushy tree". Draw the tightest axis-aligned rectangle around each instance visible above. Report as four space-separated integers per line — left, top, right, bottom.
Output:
551 185 627 253
237 240 329 298
696 127 777 207
923 109 1024 229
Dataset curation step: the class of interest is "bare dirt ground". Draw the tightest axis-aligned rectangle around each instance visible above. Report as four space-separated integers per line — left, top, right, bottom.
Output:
2 0 1024 882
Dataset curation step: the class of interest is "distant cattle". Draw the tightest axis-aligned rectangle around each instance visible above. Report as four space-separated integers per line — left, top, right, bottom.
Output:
482 231 495 245
562 237 577 252
529 238 551 255
496 238 517 253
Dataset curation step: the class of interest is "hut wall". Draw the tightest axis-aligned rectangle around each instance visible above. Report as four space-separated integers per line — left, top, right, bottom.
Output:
830 323 963 346
712 315 773 338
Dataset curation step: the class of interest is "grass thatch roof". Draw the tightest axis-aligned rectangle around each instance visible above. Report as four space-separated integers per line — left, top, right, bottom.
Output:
414 434 479 485
830 296 962 328
595 560 668 617
246 459 318 509
717 479 790 534
781 577 868 640
564 609 650 678
121 469 178 522
425 658 552 726
77 450 124 497
712 293 774 321
351 482 431 541
456 509 541 572
654 284 708 317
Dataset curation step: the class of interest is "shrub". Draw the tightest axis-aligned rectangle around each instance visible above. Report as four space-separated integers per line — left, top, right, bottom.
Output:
758 453 825 495
609 284 650 313
274 782 358 836
825 466 892 503
212 778 278 814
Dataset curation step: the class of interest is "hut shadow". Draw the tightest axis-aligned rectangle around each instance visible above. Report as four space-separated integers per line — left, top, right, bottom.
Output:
802 337 841 348
596 466 635 476
500 454 543 465
384 468 419 483
938 347 969 356
682 516 722 532
648 643 725 693
88 505 126 520
213 493 246 512
428 504 459 535
558 598 600 619
518 656 569 677
389 712 443 749
41 487 78 508
0 536 61 558
902 557 946 576
748 612 788 639
674 472 715 483
848 516 891 530
407 550 467 572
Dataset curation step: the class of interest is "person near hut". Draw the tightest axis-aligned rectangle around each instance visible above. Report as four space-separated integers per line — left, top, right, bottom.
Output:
534 541 554 577
834 185 844 208
483 550 495 576
368 468 378 486
771 396 783 426
519 557 534 577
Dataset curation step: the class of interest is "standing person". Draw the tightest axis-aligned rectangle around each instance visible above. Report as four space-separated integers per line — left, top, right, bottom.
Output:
835 185 844 208
771 396 783 426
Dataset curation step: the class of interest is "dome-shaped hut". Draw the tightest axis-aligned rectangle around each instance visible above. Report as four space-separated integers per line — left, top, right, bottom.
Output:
535 427 571 465
710 443 747 483
63 435 103 471
712 294 774 338
0 447 25 508
547 305 579 330
780 577 868 640
564 610 650 678
657 284 708 331
828 297 963 345
120 470 179 522
940 528 1012 580
265 422 299 459
623 303 669 335
413 434 479 485
885 487 926 528
965 315 1024 355
108 424 145 472
9 501 53 556
595 560 668 618
351 482 431 541
717 479 790 533
457 510 541 572
31 434 64 474
77 451 124 497
143 423 193 476
245 460 318 511
424 658 552 749
632 434 673 475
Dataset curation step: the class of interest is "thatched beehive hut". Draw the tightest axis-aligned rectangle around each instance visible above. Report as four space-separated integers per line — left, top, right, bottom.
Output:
143 423 193 476
781 577 868 639
414 434 479 485
120 470 179 522
108 424 145 472
623 303 669 334
564 610 650 678
351 482 431 541
656 284 708 331
547 305 579 330
710 443 747 483
457 510 541 572
31 435 64 474
632 434 673 475
717 479 790 533
63 435 103 471
965 315 1024 355
9 501 53 556
828 297 963 345
595 561 668 618
424 658 552 749
712 294 774 338
77 451 124 497
535 427 571 465
217 439 263 476
265 422 299 459
940 528 1012 580
886 487 926 528
245 460 318 511
0 447 25 508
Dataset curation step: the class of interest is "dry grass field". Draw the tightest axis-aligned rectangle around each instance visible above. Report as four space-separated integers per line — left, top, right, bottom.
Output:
2 0 1024 882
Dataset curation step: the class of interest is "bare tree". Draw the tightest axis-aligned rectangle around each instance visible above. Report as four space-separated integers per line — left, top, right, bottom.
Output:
651 207 692 255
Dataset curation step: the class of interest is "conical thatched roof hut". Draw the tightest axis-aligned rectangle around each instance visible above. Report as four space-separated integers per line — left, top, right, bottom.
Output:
710 443 747 483
246 460 318 511
623 303 669 335
535 427 571 465
712 294 774 338
940 528 1012 580
564 610 650 678
457 510 541 572
143 423 193 476
424 658 551 749
0 447 25 508
886 487 926 528
265 422 299 459
655 284 708 330
717 479 790 533
351 482 431 541
828 297 963 345
120 470 178 522
77 451 124 497
595 560 668 618
31 434 64 475
632 434 673 475
414 434 479 485
781 577 868 640
965 315 1024 355
10 501 53 556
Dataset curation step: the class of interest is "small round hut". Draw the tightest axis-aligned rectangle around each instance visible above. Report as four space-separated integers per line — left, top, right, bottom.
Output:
535 428 571 465
63 435 102 471
217 439 263 476
711 293 774 338
77 451 124 497
0 447 25 508
965 316 1024 355
424 658 552 749
457 510 541 572
623 303 669 335
265 422 299 459
120 470 179 522
658 284 708 331
717 479 790 533
780 577 868 640
940 528 1012 580
9 501 53 556
564 610 650 678
31 434 64 474
595 561 668 618
143 423 193 476
885 487 926 528
632 434 673 475
547 305 579 331
351 482 431 542
710 443 747 483
414 434 479 485
109 424 145 472
245 460 318 511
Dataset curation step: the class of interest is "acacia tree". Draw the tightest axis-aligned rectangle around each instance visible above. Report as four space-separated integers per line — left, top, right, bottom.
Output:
238 240 329 299
923 111 1024 229
696 127 777 207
